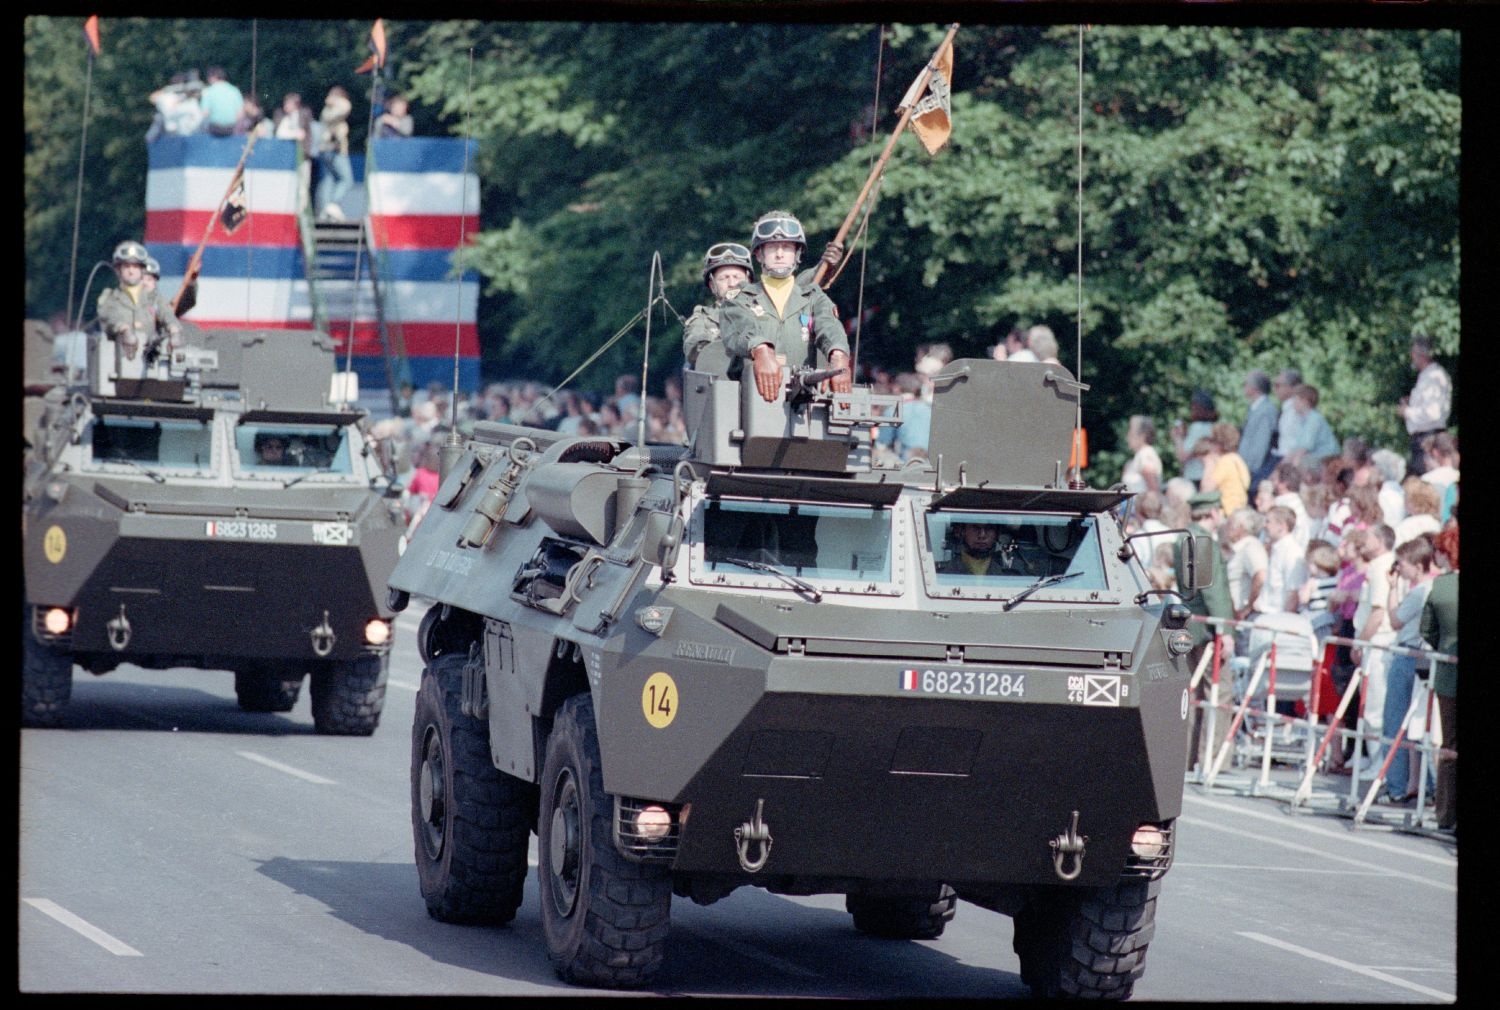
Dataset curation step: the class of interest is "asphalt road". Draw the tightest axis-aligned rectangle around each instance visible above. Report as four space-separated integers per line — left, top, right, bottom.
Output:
20 605 1458 999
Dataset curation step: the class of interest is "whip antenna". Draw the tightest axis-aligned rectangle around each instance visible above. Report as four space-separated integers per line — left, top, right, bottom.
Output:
851 23 887 372
440 48 475 477
638 252 665 447
1070 24 1087 489
66 19 98 329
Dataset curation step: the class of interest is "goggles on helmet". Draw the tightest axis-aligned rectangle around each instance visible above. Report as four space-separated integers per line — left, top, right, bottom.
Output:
113 241 149 266
751 216 805 244
145 257 161 278
706 242 752 262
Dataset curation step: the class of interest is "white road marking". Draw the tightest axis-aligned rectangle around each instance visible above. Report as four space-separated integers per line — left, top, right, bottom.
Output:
677 923 821 979
1173 863 1388 876
1238 932 1453 1001
23 899 143 956
1177 815 1454 893
235 751 337 785
1183 792 1455 867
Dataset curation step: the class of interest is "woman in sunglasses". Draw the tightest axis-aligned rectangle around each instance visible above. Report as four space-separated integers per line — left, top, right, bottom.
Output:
719 210 853 402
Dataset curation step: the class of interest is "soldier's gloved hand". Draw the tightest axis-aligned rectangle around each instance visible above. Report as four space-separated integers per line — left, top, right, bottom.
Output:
821 241 845 269
750 344 784 403
827 349 853 395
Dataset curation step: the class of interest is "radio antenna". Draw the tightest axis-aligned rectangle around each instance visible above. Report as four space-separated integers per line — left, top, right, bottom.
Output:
440 48 476 478
638 251 666 447
66 18 99 329
1069 24 1087 490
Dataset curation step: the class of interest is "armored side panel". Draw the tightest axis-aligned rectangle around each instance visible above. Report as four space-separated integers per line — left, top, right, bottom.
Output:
928 358 1082 488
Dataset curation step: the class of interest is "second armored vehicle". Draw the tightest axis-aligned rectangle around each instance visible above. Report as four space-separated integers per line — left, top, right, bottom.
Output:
23 323 404 734
390 352 1210 997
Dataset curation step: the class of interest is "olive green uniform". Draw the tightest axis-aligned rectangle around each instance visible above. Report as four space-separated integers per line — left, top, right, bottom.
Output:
686 266 825 371
719 278 848 369
1177 519 1234 771
97 284 183 362
682 304 723 369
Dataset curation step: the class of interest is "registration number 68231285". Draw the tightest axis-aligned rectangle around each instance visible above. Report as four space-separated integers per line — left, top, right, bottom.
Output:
900 668 1025 698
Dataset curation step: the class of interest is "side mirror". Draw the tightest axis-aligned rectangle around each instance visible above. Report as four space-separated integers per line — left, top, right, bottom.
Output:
1175 533 1216 592
640 510 684 572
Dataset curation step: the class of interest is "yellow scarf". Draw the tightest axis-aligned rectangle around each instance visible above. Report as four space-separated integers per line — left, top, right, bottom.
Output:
122 282 143 306
762 274 794 317
961 552 992 576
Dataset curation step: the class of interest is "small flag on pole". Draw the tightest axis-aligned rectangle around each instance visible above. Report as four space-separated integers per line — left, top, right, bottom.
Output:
354 19 388 74
219 177 248 235
904 37 955 155
83 15 101 56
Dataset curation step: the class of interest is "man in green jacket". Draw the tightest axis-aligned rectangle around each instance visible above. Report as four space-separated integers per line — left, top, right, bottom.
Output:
719 210 852 402
683 242 755 370
1421 569 1457 832
96 240 183 378
1177 490 1235 772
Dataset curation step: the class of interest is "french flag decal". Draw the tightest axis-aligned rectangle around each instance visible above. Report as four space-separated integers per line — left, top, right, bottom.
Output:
901 669 919 691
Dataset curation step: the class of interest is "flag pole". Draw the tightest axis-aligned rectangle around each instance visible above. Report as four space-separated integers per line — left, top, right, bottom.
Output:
172 132 258 315
812 22 958 289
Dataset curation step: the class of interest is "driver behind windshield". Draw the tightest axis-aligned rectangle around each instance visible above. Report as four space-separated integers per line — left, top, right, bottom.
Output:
937 521 1038 576
253 432 290 466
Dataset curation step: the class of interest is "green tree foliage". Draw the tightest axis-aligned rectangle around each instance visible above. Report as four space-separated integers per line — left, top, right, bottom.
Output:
25 18 1457 467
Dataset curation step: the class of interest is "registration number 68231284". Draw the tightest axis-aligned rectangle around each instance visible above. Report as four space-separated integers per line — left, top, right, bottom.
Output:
900 668 1025 698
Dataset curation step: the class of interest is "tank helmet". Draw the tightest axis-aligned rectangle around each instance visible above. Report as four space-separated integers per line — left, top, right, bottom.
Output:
112 241 150 267
701 242 754 290
144 257 161 278
749 210 806 257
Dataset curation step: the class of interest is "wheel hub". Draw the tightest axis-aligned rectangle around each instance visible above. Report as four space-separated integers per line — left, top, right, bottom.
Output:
418 727 445 860
547 771 581 917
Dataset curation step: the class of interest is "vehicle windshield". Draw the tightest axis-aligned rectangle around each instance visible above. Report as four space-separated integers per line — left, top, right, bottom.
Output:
236 422 353 476
923 510 1108 599
86 415 214 473
694 498 895 589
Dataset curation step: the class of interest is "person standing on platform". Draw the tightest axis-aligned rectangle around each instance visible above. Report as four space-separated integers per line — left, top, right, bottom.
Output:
198 66 244 137
1396 334 1451 477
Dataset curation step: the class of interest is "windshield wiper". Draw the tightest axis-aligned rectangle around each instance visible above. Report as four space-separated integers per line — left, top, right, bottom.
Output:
721 556 824 603
1002 570 1082 611
110 453 165 483
282 467 336 489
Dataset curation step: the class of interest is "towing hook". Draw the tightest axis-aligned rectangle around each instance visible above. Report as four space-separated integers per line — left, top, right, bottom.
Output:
734 798 773 873
310 610 336 657
106 604 132 651
1049 810 1088 882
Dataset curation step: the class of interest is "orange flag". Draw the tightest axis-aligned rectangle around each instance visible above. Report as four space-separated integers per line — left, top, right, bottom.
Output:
82 15 101 56
355 19 387 74
906 37 954 156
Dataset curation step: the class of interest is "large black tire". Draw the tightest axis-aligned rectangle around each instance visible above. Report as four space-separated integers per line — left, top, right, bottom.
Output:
538 693 672 988
310 654 388 736
23 613 73 728
847 885 958 940
412 652 532 924
234 666 304 713
1012 878 1160 1000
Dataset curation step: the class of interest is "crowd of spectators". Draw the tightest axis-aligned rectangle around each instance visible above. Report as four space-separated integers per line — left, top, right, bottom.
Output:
1113 335 1457 830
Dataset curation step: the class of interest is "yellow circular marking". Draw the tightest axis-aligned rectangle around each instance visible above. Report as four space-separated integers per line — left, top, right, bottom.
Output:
43 525 67 564
641 672 678 729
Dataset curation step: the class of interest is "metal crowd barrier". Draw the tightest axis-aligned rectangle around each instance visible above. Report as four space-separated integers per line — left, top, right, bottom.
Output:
1184 613 1456 833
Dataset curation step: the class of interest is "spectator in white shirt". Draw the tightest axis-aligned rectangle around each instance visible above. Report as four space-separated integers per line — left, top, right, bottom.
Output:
1256 505 1307 616
1394 477 1442 547
1121 415 1163 494
1369 448 1408 529
1397 334 1451 475
1418 431 1459 504
1224 507 1268 622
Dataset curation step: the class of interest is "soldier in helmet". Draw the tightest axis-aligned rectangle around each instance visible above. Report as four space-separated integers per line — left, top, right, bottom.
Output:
936 521 1038 576
682 242 755 370
96 240 183 376
719 210 853 402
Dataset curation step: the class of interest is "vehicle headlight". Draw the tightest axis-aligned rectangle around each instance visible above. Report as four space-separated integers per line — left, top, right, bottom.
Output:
1166 630 1194 657
43 607 72 635
364 619 392 646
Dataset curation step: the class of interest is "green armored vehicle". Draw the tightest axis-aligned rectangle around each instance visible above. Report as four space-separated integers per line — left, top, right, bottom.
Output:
389 350 1211 997
22 321 404 734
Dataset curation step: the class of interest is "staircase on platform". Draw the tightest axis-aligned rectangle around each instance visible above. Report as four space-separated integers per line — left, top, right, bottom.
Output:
305 217 408 414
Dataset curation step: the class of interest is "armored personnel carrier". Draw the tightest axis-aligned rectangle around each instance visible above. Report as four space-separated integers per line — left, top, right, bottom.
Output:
389 349 1211 997
22 322 404 734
